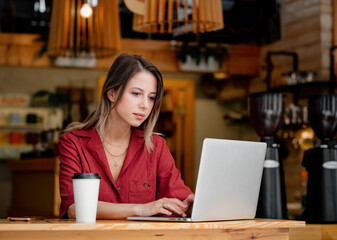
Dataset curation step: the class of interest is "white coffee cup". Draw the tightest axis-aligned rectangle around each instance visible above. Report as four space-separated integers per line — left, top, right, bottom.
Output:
72 173 101 223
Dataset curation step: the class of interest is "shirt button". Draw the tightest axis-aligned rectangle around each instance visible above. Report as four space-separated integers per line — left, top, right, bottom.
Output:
143 183 147 187
116 194 120 199
148 183 151 187
117 186 121 190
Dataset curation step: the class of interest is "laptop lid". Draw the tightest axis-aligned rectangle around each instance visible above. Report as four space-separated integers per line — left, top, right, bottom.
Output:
190 138 266 221
127 138 266 222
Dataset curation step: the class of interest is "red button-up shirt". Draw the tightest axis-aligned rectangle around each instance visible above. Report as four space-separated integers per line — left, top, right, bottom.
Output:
58 127 192 218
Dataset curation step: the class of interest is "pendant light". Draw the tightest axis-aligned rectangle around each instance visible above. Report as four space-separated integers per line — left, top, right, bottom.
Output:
48 0 121 58
124 0 224 34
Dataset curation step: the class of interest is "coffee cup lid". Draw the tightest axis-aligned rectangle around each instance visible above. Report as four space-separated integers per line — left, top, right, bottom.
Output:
72 173 101 179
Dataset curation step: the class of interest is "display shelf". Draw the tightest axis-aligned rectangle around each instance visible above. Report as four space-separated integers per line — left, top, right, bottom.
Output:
0 144 34 160
0 107 63 130
270 81 335 104
266 50 336 104
270 81 335 93
0 124 45 130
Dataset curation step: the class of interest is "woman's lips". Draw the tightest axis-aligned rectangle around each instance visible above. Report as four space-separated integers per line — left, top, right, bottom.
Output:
134 113 145 120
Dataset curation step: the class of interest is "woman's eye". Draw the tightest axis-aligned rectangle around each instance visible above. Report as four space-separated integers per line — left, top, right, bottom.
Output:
132 92 140 96
149 96 156 101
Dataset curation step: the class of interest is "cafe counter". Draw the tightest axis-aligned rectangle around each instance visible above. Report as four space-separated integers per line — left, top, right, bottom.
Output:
0 218 305 240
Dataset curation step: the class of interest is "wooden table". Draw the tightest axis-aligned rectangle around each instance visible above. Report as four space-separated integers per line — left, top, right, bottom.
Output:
290 224 337 240
0 218 305 240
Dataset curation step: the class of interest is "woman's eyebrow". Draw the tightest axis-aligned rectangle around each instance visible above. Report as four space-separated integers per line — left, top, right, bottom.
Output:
130 87 157 94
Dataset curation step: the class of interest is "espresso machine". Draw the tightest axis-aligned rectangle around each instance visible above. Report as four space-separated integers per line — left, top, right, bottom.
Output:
302 94 337 223
249 92 288 219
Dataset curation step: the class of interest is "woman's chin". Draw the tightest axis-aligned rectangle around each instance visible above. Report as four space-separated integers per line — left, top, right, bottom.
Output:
130 122 143 128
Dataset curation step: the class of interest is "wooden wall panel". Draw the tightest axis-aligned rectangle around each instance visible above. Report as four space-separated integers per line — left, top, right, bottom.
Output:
0 33 260 76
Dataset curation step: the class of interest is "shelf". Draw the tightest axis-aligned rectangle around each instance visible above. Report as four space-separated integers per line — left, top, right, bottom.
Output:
269 81 335 104
0 124 45 130
270 81 335 93
0 144 34 160
0 107 63 130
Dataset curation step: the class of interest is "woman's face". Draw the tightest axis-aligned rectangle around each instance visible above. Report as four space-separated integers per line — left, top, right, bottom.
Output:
111 71 157 128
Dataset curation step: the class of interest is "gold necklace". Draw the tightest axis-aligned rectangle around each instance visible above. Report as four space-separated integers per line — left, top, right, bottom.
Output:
102 143 128 167
97 129 130 167
103 139 129 148
98 131 130 148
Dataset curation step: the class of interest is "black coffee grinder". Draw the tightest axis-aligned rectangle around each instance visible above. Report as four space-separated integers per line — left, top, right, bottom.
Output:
302 94 337 223
249 92 288 219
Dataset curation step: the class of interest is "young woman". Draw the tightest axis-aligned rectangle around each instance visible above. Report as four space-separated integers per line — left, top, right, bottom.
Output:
58 53 194 219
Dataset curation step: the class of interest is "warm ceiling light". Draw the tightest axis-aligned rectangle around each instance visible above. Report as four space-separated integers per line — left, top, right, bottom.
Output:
48 0 121 58
124 0 224 33
80 3 93 18
213 72 228 80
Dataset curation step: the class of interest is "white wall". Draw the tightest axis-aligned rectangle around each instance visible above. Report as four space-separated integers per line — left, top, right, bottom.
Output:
194 99 259 182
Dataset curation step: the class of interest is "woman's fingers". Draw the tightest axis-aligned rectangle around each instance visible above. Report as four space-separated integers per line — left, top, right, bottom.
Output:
138 198 189 217
163 198 187 209
159 198 187 217
182 194 195 213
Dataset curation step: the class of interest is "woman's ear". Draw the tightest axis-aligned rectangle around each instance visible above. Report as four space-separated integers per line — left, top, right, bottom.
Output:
107 89 116 103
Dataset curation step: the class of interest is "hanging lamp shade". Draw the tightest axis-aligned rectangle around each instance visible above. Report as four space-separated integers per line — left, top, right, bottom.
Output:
48 0 121 58
124 0 224 34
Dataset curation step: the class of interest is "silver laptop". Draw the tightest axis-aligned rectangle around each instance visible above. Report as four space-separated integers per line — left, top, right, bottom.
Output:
127 138 267 222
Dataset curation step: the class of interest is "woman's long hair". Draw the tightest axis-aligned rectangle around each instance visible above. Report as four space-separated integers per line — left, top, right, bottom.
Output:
64 53 164 152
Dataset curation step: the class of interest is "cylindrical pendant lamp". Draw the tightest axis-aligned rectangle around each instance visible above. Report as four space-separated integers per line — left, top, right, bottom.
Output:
124 0 224 34
48 0 121 58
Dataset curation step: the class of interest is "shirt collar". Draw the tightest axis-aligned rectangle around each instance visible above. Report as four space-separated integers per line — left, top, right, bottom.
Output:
71 127 144 138
70 127 97 138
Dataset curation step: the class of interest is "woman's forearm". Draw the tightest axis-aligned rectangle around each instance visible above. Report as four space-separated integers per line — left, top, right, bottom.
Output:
67 201 139 219
96 201 139 219
67 198 188 220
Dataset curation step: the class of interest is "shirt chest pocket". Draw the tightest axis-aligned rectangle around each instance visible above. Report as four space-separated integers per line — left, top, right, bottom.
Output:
128 180 156 203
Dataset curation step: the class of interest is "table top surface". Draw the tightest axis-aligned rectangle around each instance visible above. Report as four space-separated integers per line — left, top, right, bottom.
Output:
0 218 305 231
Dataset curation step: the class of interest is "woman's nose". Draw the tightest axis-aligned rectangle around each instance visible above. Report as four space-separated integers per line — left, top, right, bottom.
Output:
140 97 149 109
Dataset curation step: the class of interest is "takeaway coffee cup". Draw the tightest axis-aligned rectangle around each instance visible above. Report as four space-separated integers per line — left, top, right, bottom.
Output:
72 173 101 223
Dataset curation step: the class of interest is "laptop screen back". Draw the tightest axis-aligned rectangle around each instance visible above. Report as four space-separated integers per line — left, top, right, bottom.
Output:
191 138 266 222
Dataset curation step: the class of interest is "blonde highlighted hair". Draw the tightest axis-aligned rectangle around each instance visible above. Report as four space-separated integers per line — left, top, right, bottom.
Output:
64 53 164 152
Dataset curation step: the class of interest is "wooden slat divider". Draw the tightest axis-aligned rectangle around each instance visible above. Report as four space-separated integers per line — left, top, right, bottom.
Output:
47 0 57 52
60 0 68 50
94 0 99 52
56 0 64 54
168 0 173 32
150 0 157 26
102 0 110 48
191 0 197 32
88 6 93 53
158 0 165 33
76 0 81 56
199 0 203 32
69 0 75 55
62 0 70 49
176 0 180 31
81 12 86 52
97 1 104 51
112 0 121 51
145 0 151 24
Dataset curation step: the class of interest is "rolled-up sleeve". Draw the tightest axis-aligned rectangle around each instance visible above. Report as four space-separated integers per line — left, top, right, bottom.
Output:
58 133 82 218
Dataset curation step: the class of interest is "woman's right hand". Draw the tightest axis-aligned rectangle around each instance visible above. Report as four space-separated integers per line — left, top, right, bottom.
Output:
134 198 188 217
